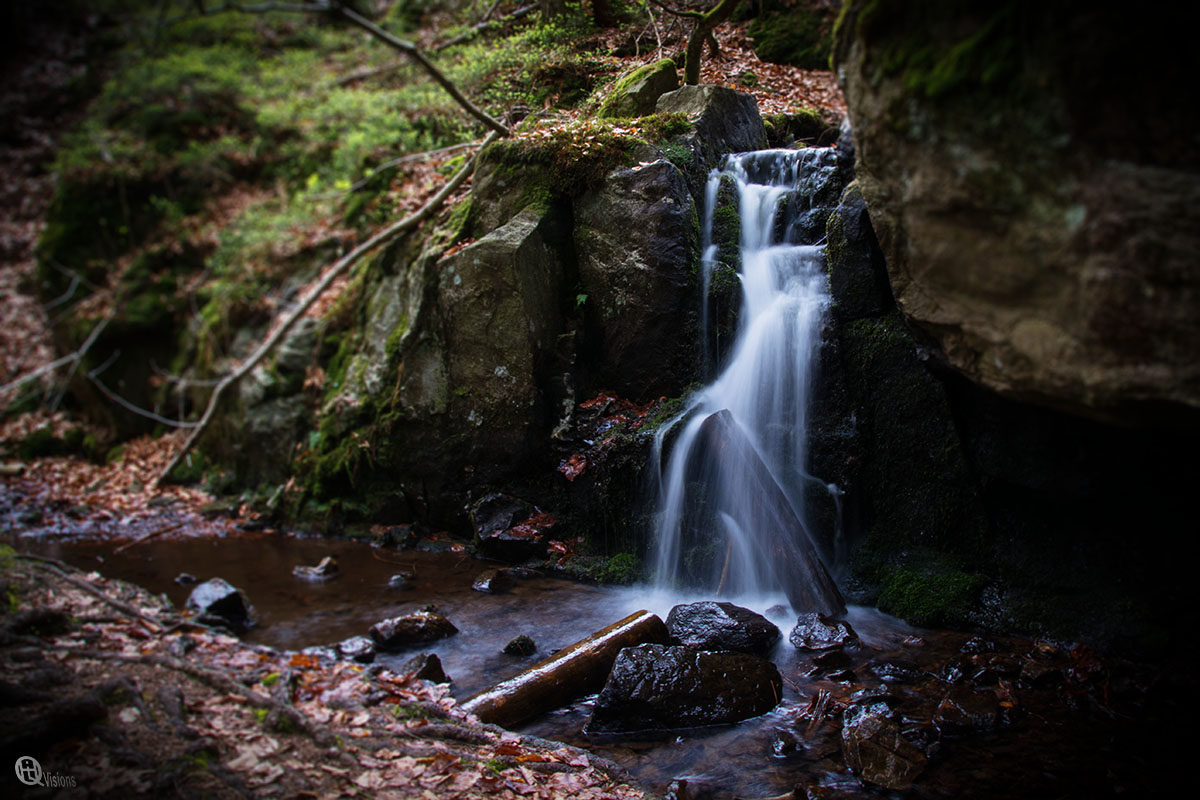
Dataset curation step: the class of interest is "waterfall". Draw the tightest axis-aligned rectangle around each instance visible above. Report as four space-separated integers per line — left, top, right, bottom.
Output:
650 149 844 615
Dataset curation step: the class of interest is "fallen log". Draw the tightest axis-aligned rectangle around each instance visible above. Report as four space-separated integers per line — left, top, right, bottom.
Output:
460 610 670 728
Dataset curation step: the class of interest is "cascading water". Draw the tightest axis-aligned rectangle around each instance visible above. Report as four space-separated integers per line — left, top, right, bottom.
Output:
651 149 844 615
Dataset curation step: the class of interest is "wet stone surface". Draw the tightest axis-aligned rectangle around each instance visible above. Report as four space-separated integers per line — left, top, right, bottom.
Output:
666 601 780 655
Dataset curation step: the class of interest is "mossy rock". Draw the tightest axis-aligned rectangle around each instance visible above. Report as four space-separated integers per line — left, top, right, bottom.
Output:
599 59 679 119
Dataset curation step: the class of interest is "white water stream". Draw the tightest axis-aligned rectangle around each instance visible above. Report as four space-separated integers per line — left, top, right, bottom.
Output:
651 149 835 611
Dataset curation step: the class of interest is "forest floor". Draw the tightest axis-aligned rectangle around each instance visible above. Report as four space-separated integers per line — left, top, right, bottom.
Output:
0 547 649 799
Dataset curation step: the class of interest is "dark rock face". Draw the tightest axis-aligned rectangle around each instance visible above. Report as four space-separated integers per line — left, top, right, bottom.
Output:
575 159 700 399
369 612 458 651
656 85 767 177
841 702 927 790
185 578 253 633
586 644 782 733
665 602 780 655
834 1 1200 424
789 613 857 651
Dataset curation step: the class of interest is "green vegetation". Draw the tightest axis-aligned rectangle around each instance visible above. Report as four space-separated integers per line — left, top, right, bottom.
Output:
749 2 834 70
876 564 988 627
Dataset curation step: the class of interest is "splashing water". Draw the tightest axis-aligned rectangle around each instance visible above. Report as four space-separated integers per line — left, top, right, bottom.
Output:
651 149 843 614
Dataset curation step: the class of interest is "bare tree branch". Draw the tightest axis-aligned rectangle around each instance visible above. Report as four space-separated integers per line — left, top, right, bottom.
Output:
432 3 537 53
85 354 201 429
157 130 500 483
336 5 511 136
1 318 109 402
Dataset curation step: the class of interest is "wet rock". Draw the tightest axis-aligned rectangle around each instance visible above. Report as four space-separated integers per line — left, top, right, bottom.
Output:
586 644 782 733
185 578 253 633
841 702 927 791
1020 659 1063 687
599 58 678 118
387 571 414 590
665 601 780 655
869 661 925 684
337 636 375 664
789 613 858 651
574 157 701 397
470 494 551 563
808 649 851 674
848 686 897 708
369 611 458 651
470 493 532 539
173 573 197 586
503 635 537 656
402 653 449 684
300 645 339 662
472 569 514 594
939 659 969 685
960 636 996 655
292 556 338 581
827 669 857 683
934 686 1000 734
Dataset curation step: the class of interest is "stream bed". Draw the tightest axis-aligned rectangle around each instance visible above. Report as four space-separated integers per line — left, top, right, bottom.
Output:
6 526 1186 799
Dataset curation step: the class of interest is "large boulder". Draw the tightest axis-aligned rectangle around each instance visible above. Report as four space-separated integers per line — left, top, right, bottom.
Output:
575 159 700 398
833 1 1200 425
656 85 767 173
599 59 679 119
586 644 782 733
665 602 780 655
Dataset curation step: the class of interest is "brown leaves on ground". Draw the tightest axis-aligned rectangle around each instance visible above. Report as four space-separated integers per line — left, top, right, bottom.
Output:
1 559 650 799
2 430 218 527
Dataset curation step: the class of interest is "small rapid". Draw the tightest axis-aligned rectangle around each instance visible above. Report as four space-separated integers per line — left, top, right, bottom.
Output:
651 149 841 614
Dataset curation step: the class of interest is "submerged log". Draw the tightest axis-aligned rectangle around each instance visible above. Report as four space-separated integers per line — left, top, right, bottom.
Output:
695 410 846 616
460 610 670 728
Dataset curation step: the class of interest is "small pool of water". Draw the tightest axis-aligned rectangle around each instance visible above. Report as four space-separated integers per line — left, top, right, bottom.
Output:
10 529 1183 799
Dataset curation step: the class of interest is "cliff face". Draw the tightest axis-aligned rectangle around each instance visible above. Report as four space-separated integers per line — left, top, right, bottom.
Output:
832 1 1200 426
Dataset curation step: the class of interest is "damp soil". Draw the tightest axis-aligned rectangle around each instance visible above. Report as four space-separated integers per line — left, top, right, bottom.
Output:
9 528 1191 799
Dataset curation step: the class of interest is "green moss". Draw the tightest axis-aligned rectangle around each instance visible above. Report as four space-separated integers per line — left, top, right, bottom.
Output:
599 58 678 118
591 553 642 584
876 565 988 628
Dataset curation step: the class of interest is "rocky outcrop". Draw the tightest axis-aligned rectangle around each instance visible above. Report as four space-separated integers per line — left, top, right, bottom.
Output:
833 1 1200 425
575 159 700 398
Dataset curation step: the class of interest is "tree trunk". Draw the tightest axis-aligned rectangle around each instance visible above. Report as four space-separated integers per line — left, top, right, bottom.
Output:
540 0 567 22
684 0 739 85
